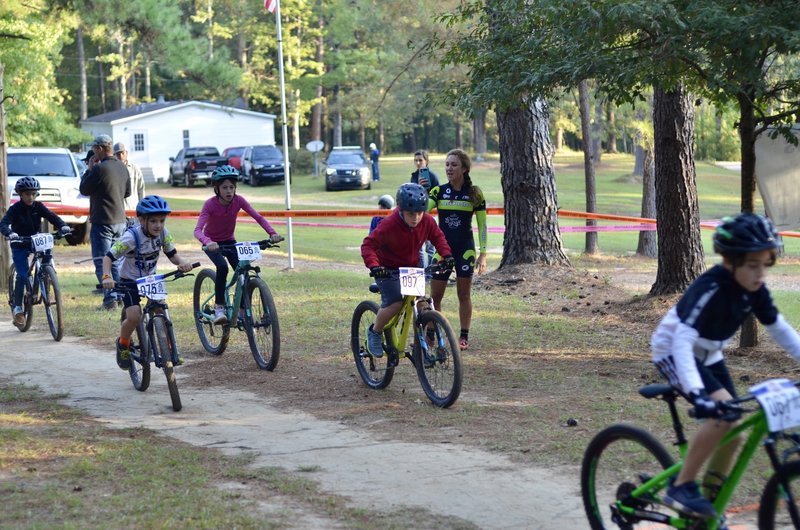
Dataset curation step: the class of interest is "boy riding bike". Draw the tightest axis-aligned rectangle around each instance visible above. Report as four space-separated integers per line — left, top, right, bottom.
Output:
0 176 71 327
361 183 454 358
652 213 800 519
102 195 194 370
193 165 283 325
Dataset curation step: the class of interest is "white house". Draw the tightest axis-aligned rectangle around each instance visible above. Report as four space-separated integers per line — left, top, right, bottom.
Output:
80 98 277 182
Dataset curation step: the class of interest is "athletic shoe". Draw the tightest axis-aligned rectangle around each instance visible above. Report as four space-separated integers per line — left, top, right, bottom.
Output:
663 481 716 519
12 306 24 327
459 337 469 351
213 306 228 324
116 338 131 370
367 324 384 358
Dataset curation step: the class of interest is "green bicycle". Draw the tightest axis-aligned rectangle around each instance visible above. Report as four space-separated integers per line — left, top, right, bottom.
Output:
581 379 800 529
351 263 462 408
193 239 280 370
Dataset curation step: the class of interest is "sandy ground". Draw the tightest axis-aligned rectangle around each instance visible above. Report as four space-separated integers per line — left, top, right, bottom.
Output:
0 321 588 530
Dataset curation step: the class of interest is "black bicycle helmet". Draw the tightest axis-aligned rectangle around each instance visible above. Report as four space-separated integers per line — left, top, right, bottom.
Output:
212 165 240 182
136 195 172 216
378 194 395 209
395 183 428 212
14 176 40 192
713 213 780 255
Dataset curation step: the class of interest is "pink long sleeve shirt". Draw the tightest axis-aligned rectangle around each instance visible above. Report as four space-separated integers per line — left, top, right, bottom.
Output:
194 195 277 245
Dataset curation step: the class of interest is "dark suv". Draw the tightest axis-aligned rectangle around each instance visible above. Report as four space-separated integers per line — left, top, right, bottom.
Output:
324 147 371 191
241 145 285 185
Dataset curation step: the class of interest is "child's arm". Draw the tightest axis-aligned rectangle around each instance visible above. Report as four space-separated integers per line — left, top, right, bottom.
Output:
766 314 800 360
167 251 194 272
101 255 115 289
239 197 280 241
193 202 213 246
427 219 452 260
38 204 70 234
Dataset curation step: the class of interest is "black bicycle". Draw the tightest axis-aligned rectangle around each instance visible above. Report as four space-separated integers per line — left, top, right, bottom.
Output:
5 231 68 341
114 263 199 412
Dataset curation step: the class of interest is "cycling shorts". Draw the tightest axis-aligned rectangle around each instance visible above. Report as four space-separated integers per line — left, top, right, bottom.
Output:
432 240 476 280
655 357 737 398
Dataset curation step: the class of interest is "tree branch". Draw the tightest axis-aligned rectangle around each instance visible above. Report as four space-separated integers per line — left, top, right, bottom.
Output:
375 40 432 112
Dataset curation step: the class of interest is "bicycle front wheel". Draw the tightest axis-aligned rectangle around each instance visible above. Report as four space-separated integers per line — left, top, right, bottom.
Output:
193 268 230 355
759 460 800 529
351 300 394 389
581 424 675 530
126 310 150 392
413 310 462 408
244 277 280 370
152 317 181 412
8 265 33 332
41 265 63 341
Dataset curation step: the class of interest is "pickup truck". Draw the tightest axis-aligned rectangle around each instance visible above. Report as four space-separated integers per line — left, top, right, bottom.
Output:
168 147 228 187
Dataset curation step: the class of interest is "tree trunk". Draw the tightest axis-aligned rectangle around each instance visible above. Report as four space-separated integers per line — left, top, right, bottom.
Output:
637 148 657 257
738 93 759 347
332 85 342 147
473 107 487 160
606 101 618 153
77 27 87 121
379 120 385 154
633 144 645 176
97 45 107 113
578 81 598 254
310 15 324 142
144 55 151 101
455 117 463 149
592 91 603 164
497 96 570 268
650 85 705 295
555 127 564 151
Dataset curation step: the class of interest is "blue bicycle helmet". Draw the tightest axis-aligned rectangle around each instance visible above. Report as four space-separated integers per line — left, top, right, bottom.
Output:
395 183 428 212
713 213 780 255
15 176 40 192
212 165 240 182
136 195 172 216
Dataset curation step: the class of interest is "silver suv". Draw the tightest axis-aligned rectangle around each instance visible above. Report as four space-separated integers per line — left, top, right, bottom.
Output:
324 146 371 191
7 147 91 245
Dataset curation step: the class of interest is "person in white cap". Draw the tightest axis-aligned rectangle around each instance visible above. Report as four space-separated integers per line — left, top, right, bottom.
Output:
114 142 146 225
369 142 381 182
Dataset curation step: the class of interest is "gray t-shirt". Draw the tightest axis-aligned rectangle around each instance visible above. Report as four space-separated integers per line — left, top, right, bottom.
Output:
108 224 176 280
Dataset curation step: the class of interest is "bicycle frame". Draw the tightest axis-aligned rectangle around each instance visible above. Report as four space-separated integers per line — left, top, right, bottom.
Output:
614 395 795 529
196 259 257 326
382 294 434 366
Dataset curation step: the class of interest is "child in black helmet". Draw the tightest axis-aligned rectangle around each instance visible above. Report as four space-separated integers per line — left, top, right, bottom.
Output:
102 195 193 370
369 194 395 234
0 177 71 328
652 213 800 520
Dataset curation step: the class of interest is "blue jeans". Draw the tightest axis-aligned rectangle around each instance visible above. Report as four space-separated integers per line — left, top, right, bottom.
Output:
11 246 32 307
90 222 126 306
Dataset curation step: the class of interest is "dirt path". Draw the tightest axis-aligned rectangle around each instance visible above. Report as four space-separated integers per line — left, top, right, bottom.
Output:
0 321 586 529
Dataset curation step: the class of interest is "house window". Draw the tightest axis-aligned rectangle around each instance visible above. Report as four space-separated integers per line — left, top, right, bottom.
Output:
133 133 145 152
183 130 190 148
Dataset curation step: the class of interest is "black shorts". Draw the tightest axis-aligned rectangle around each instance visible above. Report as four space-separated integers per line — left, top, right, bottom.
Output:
115 281 142 309
655 356 737 398
433 240 476 280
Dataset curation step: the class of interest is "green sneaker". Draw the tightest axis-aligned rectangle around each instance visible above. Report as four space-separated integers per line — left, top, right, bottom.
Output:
116 338 131 370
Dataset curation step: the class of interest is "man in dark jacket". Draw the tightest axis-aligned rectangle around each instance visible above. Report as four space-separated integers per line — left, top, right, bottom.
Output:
80 134 131 310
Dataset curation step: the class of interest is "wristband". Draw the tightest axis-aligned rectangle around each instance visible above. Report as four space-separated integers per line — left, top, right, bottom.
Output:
102 273 112 280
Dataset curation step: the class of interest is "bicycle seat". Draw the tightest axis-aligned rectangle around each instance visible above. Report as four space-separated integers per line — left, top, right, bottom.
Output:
369 283 380 294
639 384 676 400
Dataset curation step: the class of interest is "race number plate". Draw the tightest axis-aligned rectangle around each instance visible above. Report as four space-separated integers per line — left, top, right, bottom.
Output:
750 378 800 432
235 242 262 262
32 233 54 252
136 274 167 301
399 267 425 297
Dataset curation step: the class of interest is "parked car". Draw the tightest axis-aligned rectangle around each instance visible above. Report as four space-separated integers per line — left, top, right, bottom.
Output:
72 153 88 175
168 146 228 187
7 147 91 245
240 145 285 186
222 146 246 171
324 146 371 191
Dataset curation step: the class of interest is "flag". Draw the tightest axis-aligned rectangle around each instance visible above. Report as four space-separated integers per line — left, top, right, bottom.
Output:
264 0 277 13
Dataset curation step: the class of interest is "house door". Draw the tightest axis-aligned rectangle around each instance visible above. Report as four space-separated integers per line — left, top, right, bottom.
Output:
130 130 150 168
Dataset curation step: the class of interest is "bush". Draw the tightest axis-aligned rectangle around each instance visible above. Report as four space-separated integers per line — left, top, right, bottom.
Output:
289 148 315 176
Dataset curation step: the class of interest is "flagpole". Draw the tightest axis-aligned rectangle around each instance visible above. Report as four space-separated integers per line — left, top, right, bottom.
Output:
274 0 294 268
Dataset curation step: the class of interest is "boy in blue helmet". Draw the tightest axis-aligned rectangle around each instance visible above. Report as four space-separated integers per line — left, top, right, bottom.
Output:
361 183 454 358
0 177 71 327
102 195 194 370
652 213 800 520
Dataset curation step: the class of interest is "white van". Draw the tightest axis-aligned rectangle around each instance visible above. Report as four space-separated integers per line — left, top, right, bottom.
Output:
7 147 91 245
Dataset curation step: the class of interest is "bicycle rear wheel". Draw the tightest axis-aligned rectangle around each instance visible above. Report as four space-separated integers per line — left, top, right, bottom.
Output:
152 317 181 412
413 310 462 408
40 265 63 341
193 268 230 355
581 424 675 530
125 309 150 392
244 277 280 370
759 460 800 529
351 300 394 389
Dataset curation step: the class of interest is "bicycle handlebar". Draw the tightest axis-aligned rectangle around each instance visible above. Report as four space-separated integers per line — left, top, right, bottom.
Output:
114 262 201 287
4 230 72 243
201 238 283 252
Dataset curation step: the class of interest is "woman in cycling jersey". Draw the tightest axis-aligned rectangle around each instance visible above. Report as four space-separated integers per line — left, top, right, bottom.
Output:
428 148 487 350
